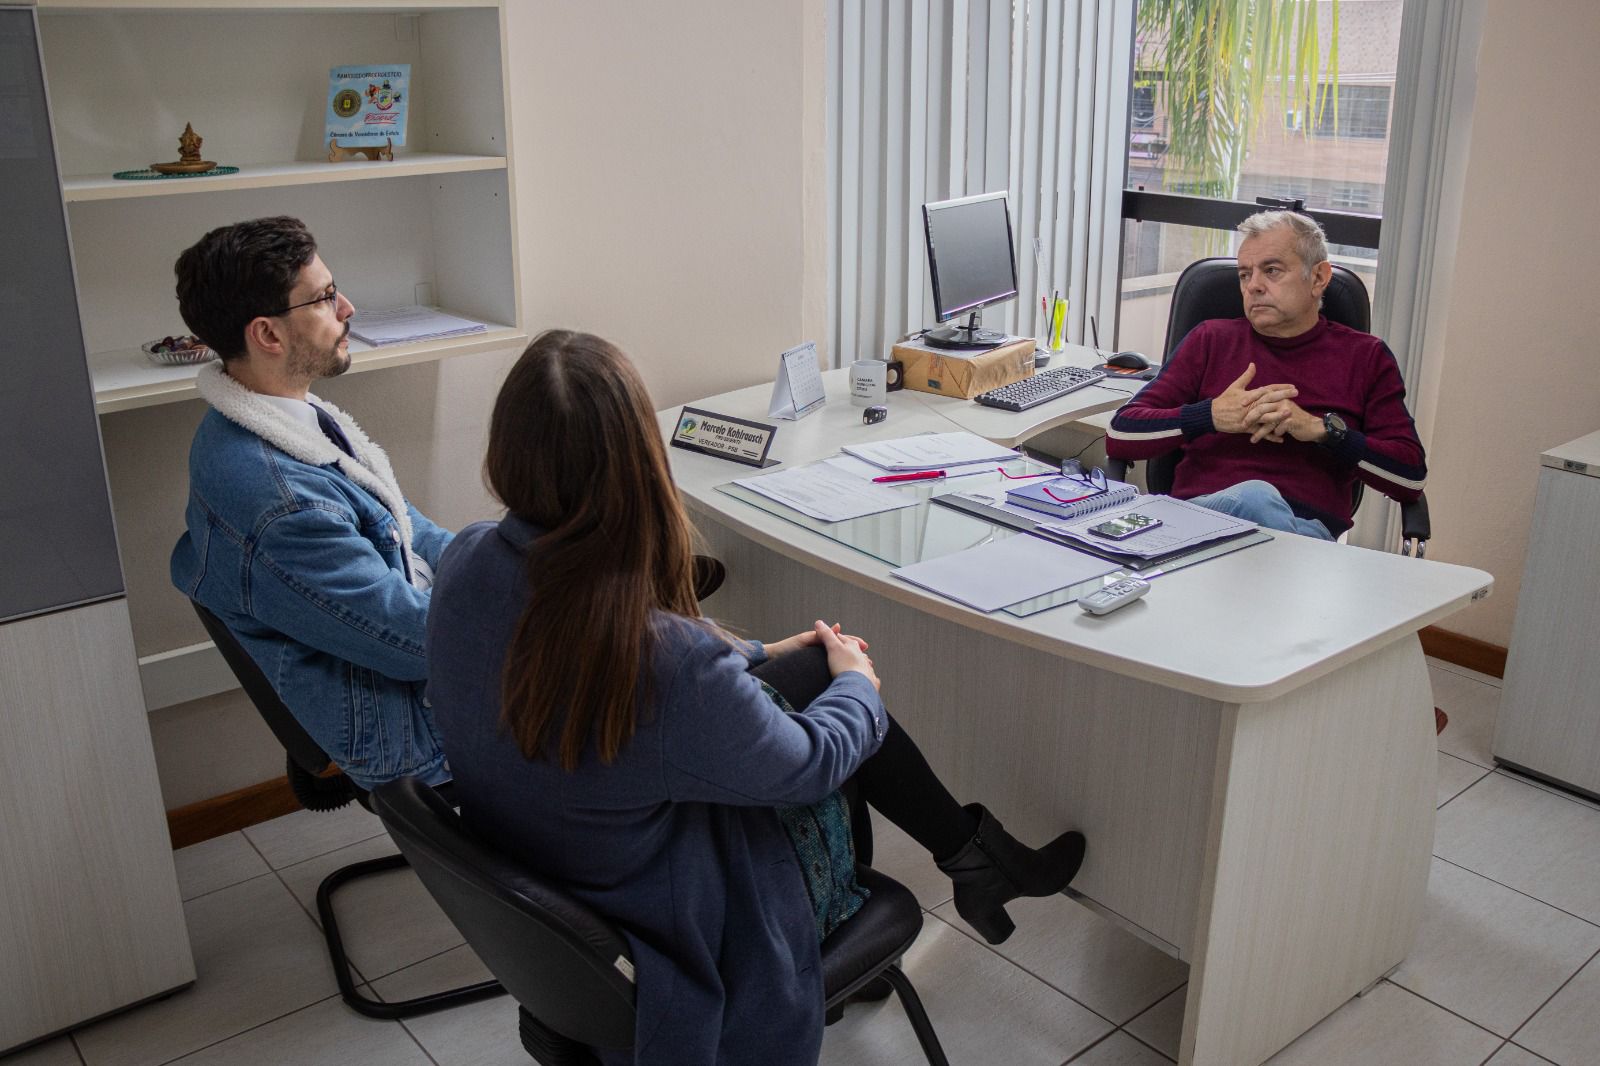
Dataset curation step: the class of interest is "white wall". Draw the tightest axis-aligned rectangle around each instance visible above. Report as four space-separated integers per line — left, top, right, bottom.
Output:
1419 0 1600 647
504 0 830 403
105 0 828 808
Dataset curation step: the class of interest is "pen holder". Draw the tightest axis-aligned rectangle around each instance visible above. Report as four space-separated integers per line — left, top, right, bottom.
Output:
1048 296 1068 353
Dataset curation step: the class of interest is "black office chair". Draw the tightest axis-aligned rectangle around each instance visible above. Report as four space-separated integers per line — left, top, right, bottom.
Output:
372 775 952 1066
190 601 505 1020
1108 256 1430 556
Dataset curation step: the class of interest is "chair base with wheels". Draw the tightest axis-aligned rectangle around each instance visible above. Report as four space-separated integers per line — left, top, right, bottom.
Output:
374 776 951 1066
190 601 505 1020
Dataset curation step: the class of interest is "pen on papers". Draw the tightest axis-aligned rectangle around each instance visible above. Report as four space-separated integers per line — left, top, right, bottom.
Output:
872 470 946 483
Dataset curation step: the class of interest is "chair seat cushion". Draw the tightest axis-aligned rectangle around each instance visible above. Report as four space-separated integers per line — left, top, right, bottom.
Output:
821 865 924 1005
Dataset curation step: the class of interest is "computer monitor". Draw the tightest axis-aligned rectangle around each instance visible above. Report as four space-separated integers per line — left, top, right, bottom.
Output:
921 191 1018 350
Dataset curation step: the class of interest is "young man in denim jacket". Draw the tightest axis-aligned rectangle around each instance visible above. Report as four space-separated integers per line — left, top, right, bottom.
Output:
170 217 452 789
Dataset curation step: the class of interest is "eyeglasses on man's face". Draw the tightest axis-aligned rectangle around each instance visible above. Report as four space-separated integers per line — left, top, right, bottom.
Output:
267 282 339 318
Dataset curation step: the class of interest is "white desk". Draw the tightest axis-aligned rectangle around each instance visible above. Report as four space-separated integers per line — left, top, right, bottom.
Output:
659 371 1491 1066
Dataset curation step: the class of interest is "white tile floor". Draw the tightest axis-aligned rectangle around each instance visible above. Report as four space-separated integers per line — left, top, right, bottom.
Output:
7 660 1598 1066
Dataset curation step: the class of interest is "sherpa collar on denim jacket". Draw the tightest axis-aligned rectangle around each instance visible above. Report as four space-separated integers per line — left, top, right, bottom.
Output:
194 361 419 580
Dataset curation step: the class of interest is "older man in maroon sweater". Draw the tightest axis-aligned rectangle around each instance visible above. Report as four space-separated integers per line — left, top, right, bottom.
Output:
1107 210 1426 540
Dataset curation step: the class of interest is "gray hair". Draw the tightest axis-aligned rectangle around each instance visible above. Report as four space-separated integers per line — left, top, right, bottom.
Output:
1237 210 1328 277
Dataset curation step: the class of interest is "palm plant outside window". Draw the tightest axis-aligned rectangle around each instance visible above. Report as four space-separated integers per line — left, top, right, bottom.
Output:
1119 0 1404 358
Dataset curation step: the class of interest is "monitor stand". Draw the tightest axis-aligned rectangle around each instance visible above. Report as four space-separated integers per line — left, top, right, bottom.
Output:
923 310 1007 350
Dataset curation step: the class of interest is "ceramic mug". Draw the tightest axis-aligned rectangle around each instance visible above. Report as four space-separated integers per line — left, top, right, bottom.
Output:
850 359 888 406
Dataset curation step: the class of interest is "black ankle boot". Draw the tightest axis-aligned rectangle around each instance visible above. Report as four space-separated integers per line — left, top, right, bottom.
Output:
936 804 1085 945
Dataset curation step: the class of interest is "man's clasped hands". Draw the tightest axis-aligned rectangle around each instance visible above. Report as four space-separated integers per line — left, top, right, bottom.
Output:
1209 363 1326 445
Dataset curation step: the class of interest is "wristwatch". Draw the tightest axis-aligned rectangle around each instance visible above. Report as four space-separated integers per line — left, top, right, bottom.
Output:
1321 412 1349 447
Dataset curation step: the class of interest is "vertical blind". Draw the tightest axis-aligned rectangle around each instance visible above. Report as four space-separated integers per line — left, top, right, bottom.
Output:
827 0 1133 367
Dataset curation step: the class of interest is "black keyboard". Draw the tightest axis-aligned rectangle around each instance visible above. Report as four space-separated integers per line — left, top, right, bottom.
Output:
973 365 1108 411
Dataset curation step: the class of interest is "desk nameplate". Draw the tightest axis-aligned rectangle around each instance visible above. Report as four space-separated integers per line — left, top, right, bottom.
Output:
670 406 780 468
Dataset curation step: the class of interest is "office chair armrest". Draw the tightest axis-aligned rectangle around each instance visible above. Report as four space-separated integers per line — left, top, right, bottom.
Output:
1400 494 1430 557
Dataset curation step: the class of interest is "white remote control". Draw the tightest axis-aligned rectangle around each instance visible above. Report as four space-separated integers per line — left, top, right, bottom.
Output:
1078 576 1151 616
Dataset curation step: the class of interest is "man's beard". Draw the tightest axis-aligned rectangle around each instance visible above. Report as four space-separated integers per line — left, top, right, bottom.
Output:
288 324 352 380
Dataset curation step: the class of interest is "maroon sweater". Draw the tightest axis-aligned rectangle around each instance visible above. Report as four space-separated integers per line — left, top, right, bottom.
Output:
1106 316 1426 535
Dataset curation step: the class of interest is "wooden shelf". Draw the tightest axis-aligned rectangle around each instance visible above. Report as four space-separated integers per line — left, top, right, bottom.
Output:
93 324 526 414
63 154 507 203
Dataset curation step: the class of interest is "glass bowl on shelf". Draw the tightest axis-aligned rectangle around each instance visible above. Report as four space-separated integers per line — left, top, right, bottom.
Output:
141 336 216 366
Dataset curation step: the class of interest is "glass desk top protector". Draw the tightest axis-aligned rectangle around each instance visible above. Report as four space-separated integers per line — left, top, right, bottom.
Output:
1000 529 1276 617
714 458 1056 569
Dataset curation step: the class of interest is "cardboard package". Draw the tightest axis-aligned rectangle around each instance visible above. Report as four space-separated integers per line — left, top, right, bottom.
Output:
891 335 1035 399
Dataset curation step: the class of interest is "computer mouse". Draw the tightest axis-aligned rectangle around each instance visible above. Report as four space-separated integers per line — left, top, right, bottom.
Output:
1106 351 1150 371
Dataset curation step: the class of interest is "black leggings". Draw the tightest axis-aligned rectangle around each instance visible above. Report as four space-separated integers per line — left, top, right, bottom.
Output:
751 645 976 865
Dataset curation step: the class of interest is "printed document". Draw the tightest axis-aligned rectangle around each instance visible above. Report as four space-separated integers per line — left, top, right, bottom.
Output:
348 307 490 346
732 462 920 522
841 431 1018 471
890 533 1120 612
821 454 995 482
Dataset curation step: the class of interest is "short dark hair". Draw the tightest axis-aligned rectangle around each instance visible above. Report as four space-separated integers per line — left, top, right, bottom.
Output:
174 216 318 360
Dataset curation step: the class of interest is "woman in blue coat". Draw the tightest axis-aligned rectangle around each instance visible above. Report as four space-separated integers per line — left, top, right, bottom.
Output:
425 331 1085 1065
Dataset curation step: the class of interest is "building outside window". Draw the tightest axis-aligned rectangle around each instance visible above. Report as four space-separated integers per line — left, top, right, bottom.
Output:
1119 0 1403 358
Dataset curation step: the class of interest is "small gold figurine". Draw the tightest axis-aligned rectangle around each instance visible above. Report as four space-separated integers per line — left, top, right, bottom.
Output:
151 123 217 174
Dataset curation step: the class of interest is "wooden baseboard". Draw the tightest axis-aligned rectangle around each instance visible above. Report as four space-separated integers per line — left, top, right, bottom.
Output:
166 775 299 850
1419 625 1507 679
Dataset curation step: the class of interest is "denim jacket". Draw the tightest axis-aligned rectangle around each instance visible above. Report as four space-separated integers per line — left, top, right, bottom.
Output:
171 363 453 789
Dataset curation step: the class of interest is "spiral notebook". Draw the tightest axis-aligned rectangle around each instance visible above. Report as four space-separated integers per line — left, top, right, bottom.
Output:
1004 476 1138 521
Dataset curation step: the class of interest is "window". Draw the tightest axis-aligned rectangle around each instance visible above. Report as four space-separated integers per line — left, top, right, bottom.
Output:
1312 85 1392 140
1118 1 1404 358
1329 182 1374 211
1131 84 1156 130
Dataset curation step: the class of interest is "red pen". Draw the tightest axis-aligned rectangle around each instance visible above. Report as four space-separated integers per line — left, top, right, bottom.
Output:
872 470 946 483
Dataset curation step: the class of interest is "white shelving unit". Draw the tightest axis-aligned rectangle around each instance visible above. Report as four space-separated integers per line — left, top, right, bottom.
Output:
38 0 524 707
38 0 525 412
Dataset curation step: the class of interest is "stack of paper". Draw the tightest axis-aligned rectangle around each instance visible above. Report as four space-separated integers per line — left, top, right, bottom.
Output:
732 462 919 522
841 431 1018 472
1042 495 1256 559
348 307 490 347
890 533 1119 612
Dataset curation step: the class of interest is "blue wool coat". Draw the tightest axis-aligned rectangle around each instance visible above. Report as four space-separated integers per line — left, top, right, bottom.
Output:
425 516 886 1065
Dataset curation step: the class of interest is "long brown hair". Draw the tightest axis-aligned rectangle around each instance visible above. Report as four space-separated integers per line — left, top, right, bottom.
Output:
485 330 702 770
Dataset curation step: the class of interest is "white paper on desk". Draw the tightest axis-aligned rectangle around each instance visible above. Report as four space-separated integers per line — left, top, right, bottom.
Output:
1042 495 1256 558
890 533 1120 612
732 462 919 522
821 454 996 482
841 431 1018 471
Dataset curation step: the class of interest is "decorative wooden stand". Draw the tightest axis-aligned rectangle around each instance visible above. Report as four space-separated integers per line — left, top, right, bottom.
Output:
328 138 394 163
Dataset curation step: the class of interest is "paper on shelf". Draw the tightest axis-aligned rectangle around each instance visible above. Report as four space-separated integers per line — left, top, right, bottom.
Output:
890 533 1120 612
732 462 920 522
841 431 1019 471
348 306 490 346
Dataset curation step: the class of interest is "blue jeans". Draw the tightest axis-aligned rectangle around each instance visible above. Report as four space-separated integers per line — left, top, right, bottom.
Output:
1187 480 1334 541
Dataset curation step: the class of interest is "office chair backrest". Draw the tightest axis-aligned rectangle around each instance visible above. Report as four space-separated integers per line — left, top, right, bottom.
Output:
1163 256 1371 362
372 776 638 1052
191 601 335 776
1146 257 1372 500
